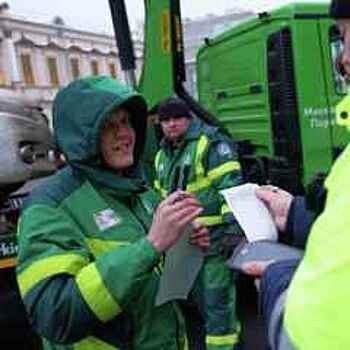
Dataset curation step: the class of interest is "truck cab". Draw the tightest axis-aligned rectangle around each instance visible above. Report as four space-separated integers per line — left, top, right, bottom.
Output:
197 2 348 193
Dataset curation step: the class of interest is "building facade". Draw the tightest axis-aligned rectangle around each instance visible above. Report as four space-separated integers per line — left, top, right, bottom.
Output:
0 4 142 120
0 3 253 117
182 11 254 97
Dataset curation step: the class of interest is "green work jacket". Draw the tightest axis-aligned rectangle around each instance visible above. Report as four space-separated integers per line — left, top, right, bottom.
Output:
154 118 243 254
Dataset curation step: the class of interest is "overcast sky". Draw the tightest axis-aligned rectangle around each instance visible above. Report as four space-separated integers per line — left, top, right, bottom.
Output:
8 0 330 34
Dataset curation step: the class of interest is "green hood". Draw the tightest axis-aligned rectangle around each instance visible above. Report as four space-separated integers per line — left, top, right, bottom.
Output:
53 76 148 196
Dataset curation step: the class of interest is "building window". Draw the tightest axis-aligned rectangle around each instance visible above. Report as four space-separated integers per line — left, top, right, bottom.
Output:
0 70 6 86
91 60 99 75
70 58 80 80
20 53 35 85
47 56 60 86
109 62 117 78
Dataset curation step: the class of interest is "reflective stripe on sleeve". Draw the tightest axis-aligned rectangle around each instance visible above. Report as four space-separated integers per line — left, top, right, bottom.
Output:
194 135 209 177
154 180 167 197
186 177 211 193
221 204 231 216
76 263 121 322
73 336 117 350
195 215 223 227
18 254 89 297
86 238 130 257
206 333 239 346
154 150 162 172
187 161 240 193
207 161 241 182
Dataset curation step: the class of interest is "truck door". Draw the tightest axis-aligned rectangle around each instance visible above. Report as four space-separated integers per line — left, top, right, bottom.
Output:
318 19 349 157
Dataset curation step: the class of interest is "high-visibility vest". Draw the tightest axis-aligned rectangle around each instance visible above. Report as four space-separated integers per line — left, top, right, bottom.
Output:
285 144 350 350
154 134 240 227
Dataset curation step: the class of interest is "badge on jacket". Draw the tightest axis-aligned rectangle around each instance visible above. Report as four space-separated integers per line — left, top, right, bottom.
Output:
217 142 232 157
93 209 121 231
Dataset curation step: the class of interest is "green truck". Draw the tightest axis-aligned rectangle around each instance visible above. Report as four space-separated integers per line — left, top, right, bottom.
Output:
1 1 347 348
111 1 348 194
196 2 348 193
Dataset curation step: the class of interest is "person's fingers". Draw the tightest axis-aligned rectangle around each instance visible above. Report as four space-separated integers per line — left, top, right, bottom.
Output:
259 185 279 191
254 278 261 290
190 228 209 240
189 229 210 250
162 198 202 218
255 187 277 204
190 231 210 242
176 207 204 228
190 239 210 252
158 191 191 210
241 260 275 276
190 236 210 246
192 219 205 230
162 190 194 206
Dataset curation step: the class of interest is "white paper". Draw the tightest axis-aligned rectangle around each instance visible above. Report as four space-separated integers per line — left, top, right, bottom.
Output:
221 183 278 242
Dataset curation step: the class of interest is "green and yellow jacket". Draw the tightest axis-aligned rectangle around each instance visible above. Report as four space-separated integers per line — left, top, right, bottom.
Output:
16 76 185 350
154 117 243 255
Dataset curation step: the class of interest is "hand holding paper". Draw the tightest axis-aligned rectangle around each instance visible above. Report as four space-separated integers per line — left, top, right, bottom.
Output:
221 183 278 242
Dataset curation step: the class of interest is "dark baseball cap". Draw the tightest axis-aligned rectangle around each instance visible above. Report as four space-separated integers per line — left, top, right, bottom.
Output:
330 0 350 18
158 98 191 121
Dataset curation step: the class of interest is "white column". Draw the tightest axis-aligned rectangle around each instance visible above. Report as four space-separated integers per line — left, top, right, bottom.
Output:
81 54 91 77
58 51 69 86
2 37 20 84
101 56 109 75
33 48 47 86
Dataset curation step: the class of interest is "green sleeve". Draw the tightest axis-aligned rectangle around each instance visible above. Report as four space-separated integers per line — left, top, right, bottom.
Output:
206 139 244 232
17 204 160 343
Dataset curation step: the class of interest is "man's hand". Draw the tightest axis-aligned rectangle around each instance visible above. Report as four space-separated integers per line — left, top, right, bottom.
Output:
241 260 275 277
256 186 294 232
241 260 275 290
189 220 210 252
147 191 203 253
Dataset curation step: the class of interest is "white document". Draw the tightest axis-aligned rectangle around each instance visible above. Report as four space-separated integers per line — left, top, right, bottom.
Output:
221 183 278 242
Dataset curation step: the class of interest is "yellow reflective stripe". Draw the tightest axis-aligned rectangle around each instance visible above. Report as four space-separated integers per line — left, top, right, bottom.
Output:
86 238 129 257
206 333 239 346
188 161 240 193
221 204 231 216
208 161 241 182
74 336 117 350
183 336 189 350
194 135 209 178
18 254 89 297
154 180 167 197
76 263 121 322
154 179 161 191
196 215 223 226
155 260 163 275
186 177 211 192
154 150 163 172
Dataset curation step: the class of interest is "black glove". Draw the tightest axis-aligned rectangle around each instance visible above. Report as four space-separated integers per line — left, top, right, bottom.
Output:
305 172 328 216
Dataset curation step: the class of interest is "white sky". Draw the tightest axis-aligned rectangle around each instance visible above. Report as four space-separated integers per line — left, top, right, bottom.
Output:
8 0 330 34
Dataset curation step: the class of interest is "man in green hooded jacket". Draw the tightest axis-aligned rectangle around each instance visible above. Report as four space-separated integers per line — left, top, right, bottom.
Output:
154 98 244 350
16 76 208 350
